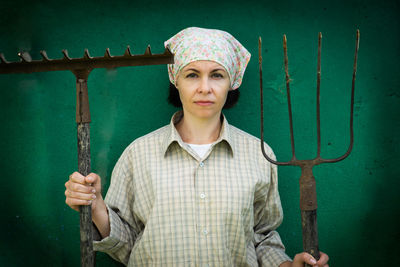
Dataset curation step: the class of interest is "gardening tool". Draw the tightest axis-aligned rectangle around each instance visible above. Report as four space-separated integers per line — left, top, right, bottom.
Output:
0 45 174 266
259 30 359 265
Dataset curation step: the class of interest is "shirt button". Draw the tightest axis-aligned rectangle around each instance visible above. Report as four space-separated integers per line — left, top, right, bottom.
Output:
199 162 204 167
202 228 208 235
200 193 206 199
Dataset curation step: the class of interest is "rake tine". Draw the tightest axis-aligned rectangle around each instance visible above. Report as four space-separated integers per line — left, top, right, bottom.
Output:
40 50 50 61
316 33 322 158
321 29 359 163
163 47 173 56
18 52 32 62
83 49 91 59
0 53 8 64
144 45 152 55
283 35 296 161
104 48 112 58
124 46 132 56
62 49 71 60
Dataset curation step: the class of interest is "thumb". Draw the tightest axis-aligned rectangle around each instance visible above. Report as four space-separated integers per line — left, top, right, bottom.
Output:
293 252 317 266
86 173 102 195
86 173 100 185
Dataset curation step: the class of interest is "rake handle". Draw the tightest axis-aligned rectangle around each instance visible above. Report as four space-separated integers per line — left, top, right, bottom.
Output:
75 71 95 267
77 123 94 266
299 166 320 265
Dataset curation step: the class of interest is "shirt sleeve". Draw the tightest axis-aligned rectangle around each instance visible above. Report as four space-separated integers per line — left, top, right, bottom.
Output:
253 147 292 266
92 145 141 265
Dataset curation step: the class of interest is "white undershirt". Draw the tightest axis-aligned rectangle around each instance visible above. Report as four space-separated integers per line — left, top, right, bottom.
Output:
187 143 212 158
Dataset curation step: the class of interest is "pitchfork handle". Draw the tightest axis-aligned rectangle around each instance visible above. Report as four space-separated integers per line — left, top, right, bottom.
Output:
299 166 320 265
302 210 319 266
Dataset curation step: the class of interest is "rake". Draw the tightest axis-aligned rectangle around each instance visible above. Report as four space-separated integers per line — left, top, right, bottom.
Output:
0 45 174 266
259 30 360 265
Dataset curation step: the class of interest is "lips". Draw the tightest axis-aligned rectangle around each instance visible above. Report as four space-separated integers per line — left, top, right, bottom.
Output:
194 100 214 106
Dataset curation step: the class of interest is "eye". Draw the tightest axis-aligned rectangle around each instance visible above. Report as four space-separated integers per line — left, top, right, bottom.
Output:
211 72 224 78
186 73 198 78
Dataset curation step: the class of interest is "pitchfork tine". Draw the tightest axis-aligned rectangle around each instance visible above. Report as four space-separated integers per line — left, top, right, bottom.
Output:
316 33 322 157
259 36 291 166
259 37 269 163
321 29 359 163
283 35 296 161
259 37 275 165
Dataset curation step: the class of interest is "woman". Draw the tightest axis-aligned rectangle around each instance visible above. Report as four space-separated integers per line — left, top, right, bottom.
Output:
65 27 329 267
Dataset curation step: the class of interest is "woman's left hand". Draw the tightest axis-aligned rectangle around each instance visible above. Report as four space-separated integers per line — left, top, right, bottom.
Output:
293 251 329 267
280 251 329 267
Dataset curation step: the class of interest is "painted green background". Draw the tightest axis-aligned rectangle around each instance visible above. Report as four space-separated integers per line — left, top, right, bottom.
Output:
0 0 398 266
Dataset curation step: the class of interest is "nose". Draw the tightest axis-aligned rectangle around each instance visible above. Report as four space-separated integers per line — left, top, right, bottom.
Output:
198 77 212 94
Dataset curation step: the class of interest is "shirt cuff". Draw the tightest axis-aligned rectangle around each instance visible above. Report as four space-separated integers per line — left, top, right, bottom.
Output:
272 250 292 267
92 205 124 253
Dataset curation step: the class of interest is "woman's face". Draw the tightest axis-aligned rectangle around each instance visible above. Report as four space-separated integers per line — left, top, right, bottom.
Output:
175 60 231 121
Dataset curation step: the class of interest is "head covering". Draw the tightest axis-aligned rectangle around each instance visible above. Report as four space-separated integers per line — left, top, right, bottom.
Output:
164 27 251 90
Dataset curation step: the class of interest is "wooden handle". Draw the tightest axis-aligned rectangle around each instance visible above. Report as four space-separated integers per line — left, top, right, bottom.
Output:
302 209 320 266
299 166 319 266
76 73 94 267
77 122 94 266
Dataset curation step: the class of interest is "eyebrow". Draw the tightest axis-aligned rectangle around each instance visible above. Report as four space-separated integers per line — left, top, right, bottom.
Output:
183 68 226 73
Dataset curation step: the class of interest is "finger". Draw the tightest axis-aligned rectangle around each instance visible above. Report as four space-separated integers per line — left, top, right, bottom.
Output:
86 173 102 194
86 173 102 189
66 189 97 201
317 252 329 265
85 173 97 184
66 181 96 194
302 253 317 265
65 196 93 207
293 252 317 266
69 172 86 185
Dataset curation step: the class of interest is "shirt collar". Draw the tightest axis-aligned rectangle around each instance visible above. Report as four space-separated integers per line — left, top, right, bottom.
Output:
162 110 235 157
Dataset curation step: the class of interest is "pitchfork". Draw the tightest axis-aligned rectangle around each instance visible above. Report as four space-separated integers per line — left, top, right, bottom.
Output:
259 30 360 265
0 45 174 266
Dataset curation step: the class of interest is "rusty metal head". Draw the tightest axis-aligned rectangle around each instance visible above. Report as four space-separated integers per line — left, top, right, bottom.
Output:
258 31 360 262
0 46 173 75
259 30 360 168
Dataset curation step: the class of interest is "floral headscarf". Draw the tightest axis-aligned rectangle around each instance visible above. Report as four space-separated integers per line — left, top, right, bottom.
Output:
164 27 251 90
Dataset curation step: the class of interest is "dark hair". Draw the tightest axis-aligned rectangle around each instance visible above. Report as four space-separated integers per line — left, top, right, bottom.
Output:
167 82 240 109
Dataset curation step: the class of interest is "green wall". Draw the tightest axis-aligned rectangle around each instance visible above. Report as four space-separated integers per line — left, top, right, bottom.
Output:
0 0 398 266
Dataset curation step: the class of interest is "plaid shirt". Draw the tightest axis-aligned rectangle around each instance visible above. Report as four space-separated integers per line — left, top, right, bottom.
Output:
93 112 291 266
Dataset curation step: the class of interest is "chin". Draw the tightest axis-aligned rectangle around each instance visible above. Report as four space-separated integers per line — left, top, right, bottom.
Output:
195 110 219 119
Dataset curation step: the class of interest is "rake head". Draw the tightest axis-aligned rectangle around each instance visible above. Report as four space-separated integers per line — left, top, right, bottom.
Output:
0 43 174 267
0 45 173 74
259 30 360 262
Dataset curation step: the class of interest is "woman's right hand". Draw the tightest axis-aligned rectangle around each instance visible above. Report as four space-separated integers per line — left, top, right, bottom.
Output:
65 172 103 212
65 172 111 238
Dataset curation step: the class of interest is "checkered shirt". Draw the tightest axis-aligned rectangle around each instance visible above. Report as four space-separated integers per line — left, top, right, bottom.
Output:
93 112 291 266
